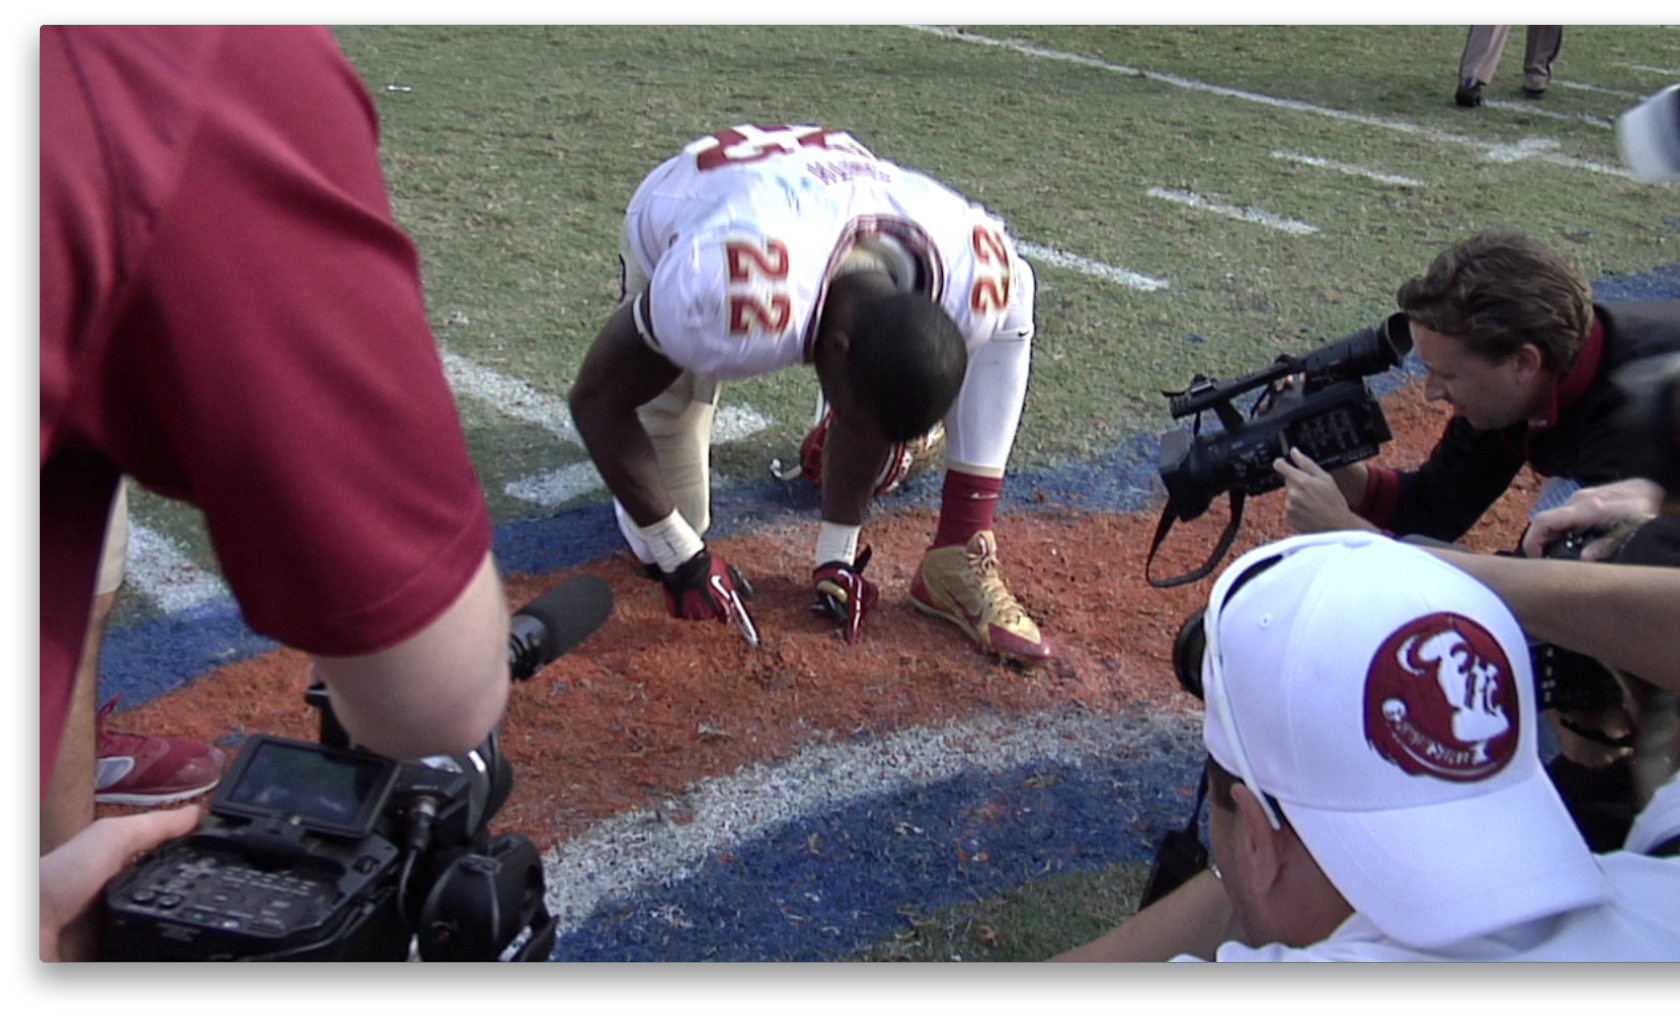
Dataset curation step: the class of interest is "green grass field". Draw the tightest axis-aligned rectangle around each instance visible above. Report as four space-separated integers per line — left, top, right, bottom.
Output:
114 25 1680 960
127 25 1680 578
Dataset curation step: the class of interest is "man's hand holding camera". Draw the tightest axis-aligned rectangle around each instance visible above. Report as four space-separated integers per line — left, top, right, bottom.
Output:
40 805 200 961
1520 478 1664 560
1273 448 1379 535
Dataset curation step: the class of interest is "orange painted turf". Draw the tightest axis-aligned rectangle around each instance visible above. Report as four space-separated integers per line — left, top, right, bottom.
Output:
98 381 1541 854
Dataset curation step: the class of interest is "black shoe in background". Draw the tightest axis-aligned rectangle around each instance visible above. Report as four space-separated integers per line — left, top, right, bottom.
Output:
1456 78 1484 107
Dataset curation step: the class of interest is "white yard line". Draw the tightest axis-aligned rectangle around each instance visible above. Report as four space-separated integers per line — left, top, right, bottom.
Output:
1016 241 1169 291
442 349 581 446
1481 99 1613 130
506 461 607 509
1556 80 1647 101
910 25 1636 179
1615 62 1680 77
501 404 774 508
443 349 774 507
125 523 230 614
1146 186 1319 236
1271 150 1424 187
714 405 774 443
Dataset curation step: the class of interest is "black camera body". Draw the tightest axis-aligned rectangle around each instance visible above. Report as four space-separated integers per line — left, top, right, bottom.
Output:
1159 378 1396 525
1529 526 1626 714
103 699 556 961
1147 314 1413 586
100 575 613 961
1158 313 1412 523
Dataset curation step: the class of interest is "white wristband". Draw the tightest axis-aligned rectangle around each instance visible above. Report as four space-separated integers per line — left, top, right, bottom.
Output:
632 510 705 573
816 521 861 568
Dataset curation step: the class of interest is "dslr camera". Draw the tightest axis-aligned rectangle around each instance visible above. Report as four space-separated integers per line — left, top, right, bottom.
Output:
1148 313 1413 586
100 576 614 961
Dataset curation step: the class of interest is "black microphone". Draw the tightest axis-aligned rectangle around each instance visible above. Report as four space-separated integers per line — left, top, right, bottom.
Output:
508 575 614 682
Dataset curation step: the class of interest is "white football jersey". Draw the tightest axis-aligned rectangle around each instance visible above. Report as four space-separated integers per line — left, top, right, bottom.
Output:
624 124 1027 380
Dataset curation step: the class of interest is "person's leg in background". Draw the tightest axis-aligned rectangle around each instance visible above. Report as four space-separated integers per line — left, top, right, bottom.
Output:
1521 26 1564 99
1456 25 1512 107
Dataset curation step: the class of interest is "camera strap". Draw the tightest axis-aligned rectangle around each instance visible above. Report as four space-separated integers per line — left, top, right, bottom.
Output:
1138 764 1213 909
1145 491 1246 588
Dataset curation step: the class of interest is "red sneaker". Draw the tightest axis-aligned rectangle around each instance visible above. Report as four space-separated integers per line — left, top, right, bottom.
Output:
94 697 226 806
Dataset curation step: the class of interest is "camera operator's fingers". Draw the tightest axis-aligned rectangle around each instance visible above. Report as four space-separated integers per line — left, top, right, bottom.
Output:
1276 448 1375 535
1522 513 1575 558
1581 521 1642 563
1522 480 1663 557
40 805 200 961
1258 372 1305 412
1278 445 1328 476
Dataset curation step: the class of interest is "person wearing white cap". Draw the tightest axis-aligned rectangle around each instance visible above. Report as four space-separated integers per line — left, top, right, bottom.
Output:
1056 531 1680 961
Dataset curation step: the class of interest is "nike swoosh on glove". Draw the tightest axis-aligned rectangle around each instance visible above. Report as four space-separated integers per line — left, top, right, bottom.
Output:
660 548 754 631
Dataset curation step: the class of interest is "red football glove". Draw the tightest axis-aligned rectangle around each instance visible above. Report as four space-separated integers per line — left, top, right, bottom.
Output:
660 549 759 645
812 545 879 644
799 409 945 497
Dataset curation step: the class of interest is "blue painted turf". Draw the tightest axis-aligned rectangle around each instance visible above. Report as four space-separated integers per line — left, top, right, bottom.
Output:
548 752 1205 961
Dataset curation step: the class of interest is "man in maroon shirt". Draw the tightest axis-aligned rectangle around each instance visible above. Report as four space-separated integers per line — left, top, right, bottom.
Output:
41 26 511 959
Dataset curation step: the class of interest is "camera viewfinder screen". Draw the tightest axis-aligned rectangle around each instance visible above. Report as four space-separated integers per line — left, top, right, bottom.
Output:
213 736 399 837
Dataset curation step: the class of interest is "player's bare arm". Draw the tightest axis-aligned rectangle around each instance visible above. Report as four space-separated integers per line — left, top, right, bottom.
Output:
814 405 893 527
569 298 685 527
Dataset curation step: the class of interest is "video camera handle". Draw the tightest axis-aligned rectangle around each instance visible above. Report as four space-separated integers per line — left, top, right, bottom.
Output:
1167 313 1411 421
1169 360 1297 421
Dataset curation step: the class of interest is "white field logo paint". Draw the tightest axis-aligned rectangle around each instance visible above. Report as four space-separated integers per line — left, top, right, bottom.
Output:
540 705 1201 935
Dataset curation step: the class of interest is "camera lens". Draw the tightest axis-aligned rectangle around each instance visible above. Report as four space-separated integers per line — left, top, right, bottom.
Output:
1172 609 1207 701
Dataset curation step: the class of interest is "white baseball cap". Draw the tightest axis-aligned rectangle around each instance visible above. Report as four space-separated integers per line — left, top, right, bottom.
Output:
1200 531 1611 949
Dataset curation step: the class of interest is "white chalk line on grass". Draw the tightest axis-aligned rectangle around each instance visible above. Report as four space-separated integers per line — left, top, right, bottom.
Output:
910 25 1636 179
445 349 776 508
1272 150 1424 187
540 704 1201 936
126 523 230 614
500 405 774 509
1147 186 1319 236
1615 62 1680 77
1017 241 1169 291
1556 80 1647 101
1482 99 1613 130
442 349 581 446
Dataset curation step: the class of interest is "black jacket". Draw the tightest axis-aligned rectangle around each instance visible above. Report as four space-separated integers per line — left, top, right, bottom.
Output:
1361 300 1680 542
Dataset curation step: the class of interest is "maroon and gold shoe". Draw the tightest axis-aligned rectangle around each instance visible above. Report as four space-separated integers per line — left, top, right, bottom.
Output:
910 530 1053 665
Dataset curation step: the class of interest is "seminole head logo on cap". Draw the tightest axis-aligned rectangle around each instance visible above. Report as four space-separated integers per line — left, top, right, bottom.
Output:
1364 612 1520 782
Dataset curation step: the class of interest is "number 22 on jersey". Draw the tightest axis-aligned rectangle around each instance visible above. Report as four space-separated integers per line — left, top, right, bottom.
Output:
725 237 791 336
970 225 1013 315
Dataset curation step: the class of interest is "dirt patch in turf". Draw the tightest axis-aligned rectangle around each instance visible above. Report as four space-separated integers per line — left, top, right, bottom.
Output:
100 380 1540 851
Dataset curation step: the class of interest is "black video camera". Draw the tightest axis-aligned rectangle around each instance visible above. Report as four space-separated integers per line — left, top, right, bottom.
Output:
101 576 614 961
1147 313 1413 587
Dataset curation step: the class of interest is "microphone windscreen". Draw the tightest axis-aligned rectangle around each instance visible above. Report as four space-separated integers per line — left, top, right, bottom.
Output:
512 575 614 669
